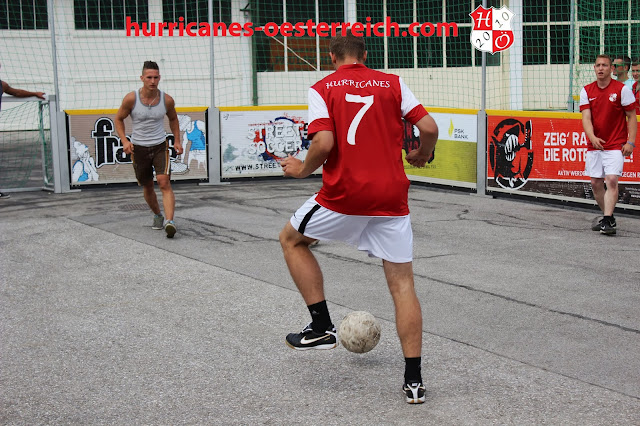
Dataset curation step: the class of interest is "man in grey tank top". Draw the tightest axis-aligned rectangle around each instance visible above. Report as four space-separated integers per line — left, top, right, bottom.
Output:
115 61 183 238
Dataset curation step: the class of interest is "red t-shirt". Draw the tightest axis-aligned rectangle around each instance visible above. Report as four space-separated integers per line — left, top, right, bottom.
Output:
307 64 427 216
579 79 636 150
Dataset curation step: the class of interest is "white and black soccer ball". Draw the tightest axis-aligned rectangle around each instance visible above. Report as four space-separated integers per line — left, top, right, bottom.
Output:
338 311 381 353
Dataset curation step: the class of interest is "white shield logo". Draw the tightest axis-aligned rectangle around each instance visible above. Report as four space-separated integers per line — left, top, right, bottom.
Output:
470 6 515 54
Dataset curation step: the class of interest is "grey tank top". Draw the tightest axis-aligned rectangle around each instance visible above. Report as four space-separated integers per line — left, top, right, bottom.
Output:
130 89 167 146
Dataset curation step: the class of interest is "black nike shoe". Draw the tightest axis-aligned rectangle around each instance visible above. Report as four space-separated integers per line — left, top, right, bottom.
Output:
286 323 337 350
600 217 616 235
403 382 426 404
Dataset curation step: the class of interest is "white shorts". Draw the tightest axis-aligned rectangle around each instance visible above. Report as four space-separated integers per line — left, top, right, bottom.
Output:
289 195 413 263
585 150 623 178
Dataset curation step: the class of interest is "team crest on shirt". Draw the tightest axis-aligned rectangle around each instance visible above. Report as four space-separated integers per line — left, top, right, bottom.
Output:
489 118 534 190
609 93 617 102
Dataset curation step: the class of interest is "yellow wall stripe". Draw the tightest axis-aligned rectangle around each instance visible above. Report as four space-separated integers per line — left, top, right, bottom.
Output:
486 109 581 119
218 105 308 111
65 106 208 115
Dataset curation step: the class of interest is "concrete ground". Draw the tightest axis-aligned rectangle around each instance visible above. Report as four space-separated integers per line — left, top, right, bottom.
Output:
1 179 639 425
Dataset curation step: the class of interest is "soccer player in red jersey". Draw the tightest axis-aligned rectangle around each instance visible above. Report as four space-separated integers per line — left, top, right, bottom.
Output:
580 54 637 235
279 33 438 404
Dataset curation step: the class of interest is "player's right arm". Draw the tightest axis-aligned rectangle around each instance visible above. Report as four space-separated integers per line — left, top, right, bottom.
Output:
581 109 604 150
579 87 604 150
281 130 334 178
115 92 135 154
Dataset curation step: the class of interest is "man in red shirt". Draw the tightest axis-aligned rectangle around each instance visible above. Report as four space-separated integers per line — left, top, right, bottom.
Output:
279 33 438 404
580 54 637 235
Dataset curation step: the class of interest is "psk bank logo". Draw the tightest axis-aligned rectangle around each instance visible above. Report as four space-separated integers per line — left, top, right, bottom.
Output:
470 5 515 54
489 118 534 190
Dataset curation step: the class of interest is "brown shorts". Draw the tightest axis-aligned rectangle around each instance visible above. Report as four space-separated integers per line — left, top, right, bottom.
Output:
131 141 170 185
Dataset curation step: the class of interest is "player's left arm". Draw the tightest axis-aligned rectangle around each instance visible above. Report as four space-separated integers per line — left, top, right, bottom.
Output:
281 130 334 179
2 81 45 99
622 108 637 157
406 114 438 168
165 94 183 155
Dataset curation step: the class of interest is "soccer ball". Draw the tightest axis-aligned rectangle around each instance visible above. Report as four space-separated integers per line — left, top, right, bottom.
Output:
338 311 381 353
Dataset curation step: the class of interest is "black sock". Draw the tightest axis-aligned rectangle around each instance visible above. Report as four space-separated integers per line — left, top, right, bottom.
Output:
404 357 422 384
308 301 332 333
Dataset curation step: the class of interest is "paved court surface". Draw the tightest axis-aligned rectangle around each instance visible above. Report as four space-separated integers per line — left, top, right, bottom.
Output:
1 180 639 425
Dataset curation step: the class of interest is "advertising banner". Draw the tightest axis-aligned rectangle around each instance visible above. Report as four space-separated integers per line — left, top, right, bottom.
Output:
487 111 640 205
67 108 208 185
404 109 478 186
220 107 313 178
221 106 479 184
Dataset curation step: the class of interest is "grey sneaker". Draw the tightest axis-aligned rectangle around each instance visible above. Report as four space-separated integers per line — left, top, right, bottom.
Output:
152 214 164 230
165 220 177 238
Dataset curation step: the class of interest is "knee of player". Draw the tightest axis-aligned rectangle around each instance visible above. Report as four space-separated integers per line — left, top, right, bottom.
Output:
279 223 302 250
604 175 619 186
156 177 172 190
279 227 292 249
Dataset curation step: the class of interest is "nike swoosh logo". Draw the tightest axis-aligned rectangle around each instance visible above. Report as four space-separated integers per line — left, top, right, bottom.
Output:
589 97 597 101
300 335 330 344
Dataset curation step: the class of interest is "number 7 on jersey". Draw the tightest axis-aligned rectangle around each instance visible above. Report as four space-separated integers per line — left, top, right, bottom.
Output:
345 94 374 145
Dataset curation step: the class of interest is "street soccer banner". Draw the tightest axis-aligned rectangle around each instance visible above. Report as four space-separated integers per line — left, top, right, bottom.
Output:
221 106 478 185
66 108 208 185
220 106 313 178
487 111 640 205
404 108 478 187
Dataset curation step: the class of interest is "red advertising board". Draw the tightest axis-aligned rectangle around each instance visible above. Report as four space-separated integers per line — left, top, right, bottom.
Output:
487 112 640 205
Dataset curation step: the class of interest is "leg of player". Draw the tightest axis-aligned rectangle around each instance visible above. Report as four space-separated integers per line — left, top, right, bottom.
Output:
280 222 336 350
383 260 426 404
156 174 175 221
142 180 161 216
589 177 607 231
603 175 618 216
280 222 325 304
156 174 177 238
600 175 619 235
590 177 606 213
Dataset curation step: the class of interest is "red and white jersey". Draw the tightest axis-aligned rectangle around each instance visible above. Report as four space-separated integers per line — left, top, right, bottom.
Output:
307 63 428 216
579 79 636 151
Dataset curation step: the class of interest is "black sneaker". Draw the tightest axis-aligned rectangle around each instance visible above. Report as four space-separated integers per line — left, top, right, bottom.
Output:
403 382 426 404
591 217 603 231
285 323 337 350
600 217 616 235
